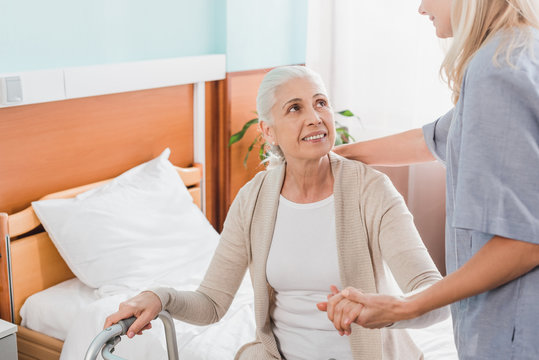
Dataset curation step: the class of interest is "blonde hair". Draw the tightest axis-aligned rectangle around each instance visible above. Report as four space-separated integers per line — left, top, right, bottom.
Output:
442 0 539 104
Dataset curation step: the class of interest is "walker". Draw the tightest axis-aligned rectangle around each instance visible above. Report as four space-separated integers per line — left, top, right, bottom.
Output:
84 311 179 360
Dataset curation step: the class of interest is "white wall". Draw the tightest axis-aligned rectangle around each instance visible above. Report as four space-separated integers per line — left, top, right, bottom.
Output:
308 0 454 136
307 1 452 273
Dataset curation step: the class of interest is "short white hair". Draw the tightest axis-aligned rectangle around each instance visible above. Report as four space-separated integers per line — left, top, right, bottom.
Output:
256 66 328 168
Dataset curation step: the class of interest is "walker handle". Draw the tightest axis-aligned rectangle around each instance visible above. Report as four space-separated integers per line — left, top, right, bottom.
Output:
117 316 137 335
84 311 179 360
83 316 137 360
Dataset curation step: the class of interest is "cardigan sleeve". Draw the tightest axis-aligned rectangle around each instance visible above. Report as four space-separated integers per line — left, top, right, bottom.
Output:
151 185 251 326
373 175 440 291
367 173 450 328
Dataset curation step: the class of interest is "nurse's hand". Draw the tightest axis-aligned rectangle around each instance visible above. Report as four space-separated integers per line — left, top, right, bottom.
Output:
340 287 412 329
104 291 162 338
332 144 355 159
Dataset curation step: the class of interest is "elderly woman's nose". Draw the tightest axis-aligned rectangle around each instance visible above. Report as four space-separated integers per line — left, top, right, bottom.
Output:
306 108 323 125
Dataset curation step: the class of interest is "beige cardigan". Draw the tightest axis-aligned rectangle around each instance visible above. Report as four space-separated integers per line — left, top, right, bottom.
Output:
153 153 442 359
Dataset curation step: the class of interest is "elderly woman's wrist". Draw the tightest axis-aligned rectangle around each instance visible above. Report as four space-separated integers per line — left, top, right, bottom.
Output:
145 288 167 311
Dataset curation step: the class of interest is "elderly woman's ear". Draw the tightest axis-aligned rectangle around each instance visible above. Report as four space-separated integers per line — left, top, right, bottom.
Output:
259 121 277 146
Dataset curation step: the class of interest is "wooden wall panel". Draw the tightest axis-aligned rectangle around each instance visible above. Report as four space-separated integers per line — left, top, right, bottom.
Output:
407 162 447 274
0 85 193 215
226 70 268 212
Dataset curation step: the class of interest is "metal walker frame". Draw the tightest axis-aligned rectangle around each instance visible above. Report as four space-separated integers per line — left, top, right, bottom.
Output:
84 311 179 360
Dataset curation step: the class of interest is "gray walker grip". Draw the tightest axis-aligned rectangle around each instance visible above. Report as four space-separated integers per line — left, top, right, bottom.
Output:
118 316 137 335
84 311 179 360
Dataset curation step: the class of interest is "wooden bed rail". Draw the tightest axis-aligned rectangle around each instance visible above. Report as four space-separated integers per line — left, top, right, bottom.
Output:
0 165 202 324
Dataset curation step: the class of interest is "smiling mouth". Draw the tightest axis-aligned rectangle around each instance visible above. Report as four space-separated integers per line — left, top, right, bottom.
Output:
302 133 326 141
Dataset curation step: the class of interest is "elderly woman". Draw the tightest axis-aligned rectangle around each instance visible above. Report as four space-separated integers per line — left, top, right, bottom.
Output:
105 66 448 360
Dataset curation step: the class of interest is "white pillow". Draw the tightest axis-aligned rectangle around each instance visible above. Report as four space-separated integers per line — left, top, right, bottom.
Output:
32 148 220 290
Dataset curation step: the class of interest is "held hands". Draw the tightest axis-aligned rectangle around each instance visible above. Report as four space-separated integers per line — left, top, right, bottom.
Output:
316 285 363 336
104 291 162 338
317 285 411 334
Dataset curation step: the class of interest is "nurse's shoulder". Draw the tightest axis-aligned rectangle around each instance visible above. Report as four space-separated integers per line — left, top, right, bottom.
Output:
467 26 539 83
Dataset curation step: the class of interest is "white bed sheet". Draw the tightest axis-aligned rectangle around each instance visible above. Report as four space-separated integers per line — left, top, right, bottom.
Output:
21 272 256 360
21 275 457 360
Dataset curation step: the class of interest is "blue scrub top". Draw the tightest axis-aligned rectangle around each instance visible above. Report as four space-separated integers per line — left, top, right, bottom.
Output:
423 28 539 360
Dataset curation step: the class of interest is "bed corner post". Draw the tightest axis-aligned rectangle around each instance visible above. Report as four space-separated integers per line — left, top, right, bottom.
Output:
193 81 206 214
0 213 14 323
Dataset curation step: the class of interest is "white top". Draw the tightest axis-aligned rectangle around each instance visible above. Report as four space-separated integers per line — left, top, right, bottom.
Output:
266 195 353 360
0 318 17 339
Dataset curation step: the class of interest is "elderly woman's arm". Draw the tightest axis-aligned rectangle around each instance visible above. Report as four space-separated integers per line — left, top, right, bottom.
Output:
371 175 450 329
322 174 449 334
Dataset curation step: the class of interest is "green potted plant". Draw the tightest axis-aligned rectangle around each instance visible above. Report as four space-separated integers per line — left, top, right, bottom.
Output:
229 110 359 167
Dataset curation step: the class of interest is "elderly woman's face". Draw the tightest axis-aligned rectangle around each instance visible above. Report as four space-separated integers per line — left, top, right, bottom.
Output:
265 77 335 163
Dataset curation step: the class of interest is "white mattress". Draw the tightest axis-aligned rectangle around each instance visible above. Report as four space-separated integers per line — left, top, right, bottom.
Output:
21 275 457 360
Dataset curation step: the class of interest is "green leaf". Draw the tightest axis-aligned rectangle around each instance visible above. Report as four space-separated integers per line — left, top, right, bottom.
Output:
335 126 356 144
229 118 259 146
338 110 354 117
243 150 251 167
259 143 267 161
243 134 262 167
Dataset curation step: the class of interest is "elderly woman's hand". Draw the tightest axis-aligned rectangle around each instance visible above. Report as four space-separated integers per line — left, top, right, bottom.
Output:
104 291 162 338
316 285 364 336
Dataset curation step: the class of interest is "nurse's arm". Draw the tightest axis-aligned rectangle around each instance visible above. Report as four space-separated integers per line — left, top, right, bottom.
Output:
333 128 435 166
409 236 539 313
344 236 539 328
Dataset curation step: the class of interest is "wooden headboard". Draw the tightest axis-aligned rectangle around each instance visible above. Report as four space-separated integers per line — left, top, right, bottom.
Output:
0 85 195 216
0 82 213 326
0 165 202 324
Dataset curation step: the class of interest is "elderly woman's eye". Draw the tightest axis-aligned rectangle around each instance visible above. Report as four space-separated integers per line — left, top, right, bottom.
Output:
289 104 300 112
316 99 327 107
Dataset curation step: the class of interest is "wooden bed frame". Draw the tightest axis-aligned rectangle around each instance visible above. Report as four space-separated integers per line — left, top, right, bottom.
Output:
0 165 203 360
